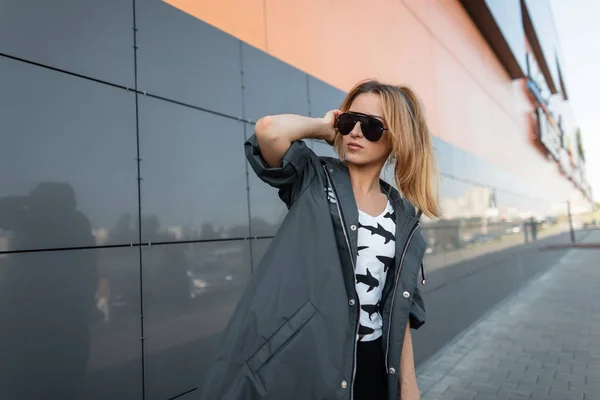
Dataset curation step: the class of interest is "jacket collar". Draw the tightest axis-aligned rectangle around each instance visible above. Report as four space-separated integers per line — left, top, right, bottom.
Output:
321 157 419 222
320 157 420 265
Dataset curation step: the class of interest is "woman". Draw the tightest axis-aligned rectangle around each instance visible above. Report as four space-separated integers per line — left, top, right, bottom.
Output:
200 80 440 400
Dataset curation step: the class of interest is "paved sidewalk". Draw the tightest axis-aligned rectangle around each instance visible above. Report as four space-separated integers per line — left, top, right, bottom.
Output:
417 243 600 400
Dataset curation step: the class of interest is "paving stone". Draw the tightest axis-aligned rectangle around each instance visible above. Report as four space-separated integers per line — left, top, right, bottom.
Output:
548 387 585 400
538 374 570 390
467 381 499 395
557 372 586 384
472 395 503 400
419 246 600 400
442 385 478 400
497 385 531 399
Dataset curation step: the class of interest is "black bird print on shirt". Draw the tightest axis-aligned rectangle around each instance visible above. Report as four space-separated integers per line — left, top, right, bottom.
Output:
383 210 396 222
361 300 381 321
356 268 379 292
358 324 375 338
359 222 395 244
376 255 395 273
357 245 369 254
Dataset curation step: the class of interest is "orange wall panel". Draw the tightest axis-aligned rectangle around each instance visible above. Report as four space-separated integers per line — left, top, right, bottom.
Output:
265 0 404 88
263 0 440 134
165 0 267 50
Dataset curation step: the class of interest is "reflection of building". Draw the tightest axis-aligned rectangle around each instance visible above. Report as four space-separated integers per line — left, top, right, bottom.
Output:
444 187 501 219
92 228 109 246
441 186 498 220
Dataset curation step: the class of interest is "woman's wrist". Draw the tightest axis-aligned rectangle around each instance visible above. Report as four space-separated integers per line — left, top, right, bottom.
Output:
400 377 421 400
306 117 333 141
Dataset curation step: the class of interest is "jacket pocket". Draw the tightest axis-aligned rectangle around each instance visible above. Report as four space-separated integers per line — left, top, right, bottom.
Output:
247 301 317 373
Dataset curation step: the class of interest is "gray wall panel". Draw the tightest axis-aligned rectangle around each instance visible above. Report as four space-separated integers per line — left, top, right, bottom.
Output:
135 0 244 117
307 76 346 118
0 56 139 251
241 43 310 121
306 76 345 158
0 0 134 86
0 247 142 400
138 96 249 243
142 240 251 400
311 140 338 158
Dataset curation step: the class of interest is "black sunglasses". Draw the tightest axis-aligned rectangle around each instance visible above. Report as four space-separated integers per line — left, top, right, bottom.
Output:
335 112 388 142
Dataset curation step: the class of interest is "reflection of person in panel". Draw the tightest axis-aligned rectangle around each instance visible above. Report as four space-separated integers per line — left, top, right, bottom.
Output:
0 182 97 400
201 81 440 400
530 217 538 241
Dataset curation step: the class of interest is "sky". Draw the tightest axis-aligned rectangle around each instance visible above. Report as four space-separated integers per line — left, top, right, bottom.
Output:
551 0 600 202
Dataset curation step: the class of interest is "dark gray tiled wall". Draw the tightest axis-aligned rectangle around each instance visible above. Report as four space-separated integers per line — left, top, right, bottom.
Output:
0 0 134 87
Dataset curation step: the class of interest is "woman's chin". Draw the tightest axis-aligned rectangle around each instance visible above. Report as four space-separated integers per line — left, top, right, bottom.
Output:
345 153 387 167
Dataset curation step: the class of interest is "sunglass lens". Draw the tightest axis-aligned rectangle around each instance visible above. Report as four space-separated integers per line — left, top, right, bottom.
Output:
361 117 384 142
336 114 357 135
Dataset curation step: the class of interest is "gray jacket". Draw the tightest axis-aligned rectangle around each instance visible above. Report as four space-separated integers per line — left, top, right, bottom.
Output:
199 136 427 400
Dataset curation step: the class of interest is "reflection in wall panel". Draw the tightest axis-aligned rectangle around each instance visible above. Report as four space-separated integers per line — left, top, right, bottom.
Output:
485 0 527 73
135 0 244 117
138 96 249 243
450 147 470 183
522 0 561 91
432 136 455 178
426 174 570 273
0 56 139 252
0 247 142 400
461 0 526 78
0 0 134 87
142 240 251 400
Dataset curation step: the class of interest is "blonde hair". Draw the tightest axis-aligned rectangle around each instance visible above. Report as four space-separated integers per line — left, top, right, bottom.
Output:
334 80 441 218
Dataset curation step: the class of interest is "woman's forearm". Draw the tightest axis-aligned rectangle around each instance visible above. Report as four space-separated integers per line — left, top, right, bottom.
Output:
399 323 421 399
255 114 333 168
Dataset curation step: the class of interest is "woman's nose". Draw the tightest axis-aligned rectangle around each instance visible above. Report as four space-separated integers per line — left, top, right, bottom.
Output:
349 121 362 137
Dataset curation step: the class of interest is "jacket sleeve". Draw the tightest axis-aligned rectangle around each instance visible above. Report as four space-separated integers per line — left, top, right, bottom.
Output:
409 284 426 330
245 133 317 208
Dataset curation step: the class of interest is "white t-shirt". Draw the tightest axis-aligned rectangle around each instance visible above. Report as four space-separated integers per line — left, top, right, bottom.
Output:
356 200 396 342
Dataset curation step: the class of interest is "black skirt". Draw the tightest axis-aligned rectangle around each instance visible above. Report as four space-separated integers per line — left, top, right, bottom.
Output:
353 337 388 400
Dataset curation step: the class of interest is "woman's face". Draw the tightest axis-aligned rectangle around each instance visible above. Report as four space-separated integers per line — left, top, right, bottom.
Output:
341 93 392 166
